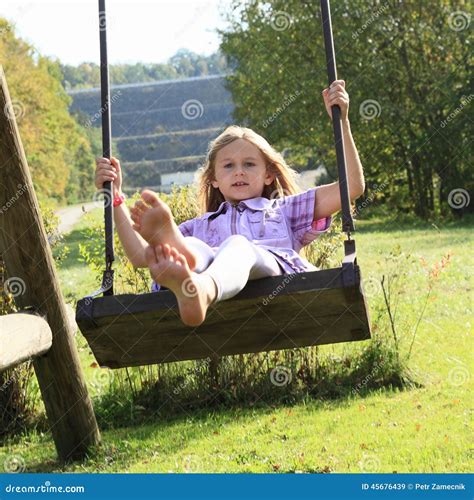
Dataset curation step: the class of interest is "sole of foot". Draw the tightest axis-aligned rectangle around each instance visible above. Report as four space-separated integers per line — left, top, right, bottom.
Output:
146 243 216 327
130 189 197 270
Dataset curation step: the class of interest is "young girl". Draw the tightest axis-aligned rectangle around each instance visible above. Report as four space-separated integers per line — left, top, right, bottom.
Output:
95 80 365 327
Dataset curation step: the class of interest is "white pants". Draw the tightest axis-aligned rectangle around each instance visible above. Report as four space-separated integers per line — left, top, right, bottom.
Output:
186 235 284 302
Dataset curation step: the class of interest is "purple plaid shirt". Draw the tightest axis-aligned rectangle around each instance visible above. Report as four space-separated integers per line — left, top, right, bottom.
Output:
152 187 332 291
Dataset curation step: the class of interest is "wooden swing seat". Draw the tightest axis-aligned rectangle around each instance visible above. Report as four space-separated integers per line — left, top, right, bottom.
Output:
76 265 371 368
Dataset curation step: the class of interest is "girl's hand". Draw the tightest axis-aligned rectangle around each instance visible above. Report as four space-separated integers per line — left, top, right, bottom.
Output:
95 156 123 196
322 79 349 121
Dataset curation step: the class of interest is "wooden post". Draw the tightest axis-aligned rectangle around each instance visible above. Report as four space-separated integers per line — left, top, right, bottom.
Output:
0 66 100 461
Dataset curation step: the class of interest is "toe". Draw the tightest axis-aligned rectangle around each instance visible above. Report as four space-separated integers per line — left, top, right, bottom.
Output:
153 244 163 259
170 247 179 260
135 200 148 212
141 189 161 207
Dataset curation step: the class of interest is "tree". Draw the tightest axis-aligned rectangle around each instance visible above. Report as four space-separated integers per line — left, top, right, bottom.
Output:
0 18 95 201
61 50 230 89
219 0 472 217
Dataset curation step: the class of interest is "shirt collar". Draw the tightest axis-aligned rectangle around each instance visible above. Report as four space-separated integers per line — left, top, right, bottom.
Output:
202 196 276 219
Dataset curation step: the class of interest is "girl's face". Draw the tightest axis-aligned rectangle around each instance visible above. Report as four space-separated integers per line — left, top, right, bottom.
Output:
211 139 275 204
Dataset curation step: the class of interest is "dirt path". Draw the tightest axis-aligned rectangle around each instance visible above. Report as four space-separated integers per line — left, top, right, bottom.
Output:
55 202 98 234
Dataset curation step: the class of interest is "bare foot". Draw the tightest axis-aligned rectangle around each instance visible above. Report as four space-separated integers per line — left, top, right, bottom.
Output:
145 243 217 327
130 189 197 270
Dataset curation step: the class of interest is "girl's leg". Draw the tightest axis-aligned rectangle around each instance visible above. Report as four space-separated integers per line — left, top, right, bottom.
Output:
202 234 283 302
144 235 282 327
183 236 216 273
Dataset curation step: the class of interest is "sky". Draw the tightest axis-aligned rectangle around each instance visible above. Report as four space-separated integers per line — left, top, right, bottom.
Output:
0 0 232 65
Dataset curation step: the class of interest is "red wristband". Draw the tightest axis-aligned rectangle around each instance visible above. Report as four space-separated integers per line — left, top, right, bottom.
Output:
113 194 126 207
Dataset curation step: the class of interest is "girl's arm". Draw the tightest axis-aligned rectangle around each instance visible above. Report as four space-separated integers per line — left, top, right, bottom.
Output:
314 80 365 221
95 156 148 268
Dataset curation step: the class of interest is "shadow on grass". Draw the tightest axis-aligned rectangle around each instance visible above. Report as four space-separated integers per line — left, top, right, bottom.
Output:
356 212 474 234
20 379 421 473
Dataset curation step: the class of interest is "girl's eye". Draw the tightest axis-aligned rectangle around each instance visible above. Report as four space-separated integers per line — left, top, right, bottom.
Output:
222 162 254 168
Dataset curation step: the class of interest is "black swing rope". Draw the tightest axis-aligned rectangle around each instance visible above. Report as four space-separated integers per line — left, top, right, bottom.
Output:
93 0 357 299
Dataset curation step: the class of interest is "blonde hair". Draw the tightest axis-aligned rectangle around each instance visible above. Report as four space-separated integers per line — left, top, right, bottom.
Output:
196 125 301 214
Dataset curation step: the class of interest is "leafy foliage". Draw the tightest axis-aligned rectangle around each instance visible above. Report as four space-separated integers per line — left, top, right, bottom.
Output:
61 49 229 90
219 0 472 218
0 18 96 202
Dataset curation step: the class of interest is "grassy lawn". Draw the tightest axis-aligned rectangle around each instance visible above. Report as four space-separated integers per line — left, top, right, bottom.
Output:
1 211 472 473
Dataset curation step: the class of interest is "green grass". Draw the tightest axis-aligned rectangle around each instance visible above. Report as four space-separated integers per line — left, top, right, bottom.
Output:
1 212 472 473
55 207 104 303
